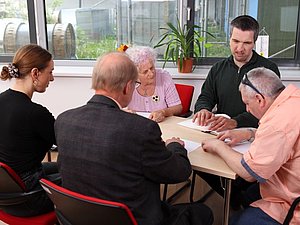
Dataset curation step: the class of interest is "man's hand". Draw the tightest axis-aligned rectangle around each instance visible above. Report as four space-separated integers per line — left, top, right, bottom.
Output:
192 109 214 126
202 138 254 182
201 138 229 155
193 109 237 131
206 117 237 132
165 137 185 146
218 129 254 146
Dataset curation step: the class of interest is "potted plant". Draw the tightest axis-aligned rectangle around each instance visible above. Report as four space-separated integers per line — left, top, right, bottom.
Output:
153 18 214 73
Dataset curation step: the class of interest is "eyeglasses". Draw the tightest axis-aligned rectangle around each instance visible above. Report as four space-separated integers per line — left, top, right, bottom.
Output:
135 80 141 88
241 73 265 99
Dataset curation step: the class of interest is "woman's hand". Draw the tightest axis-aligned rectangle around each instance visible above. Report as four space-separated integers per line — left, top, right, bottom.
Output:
123 107 136 114
149 110 166 123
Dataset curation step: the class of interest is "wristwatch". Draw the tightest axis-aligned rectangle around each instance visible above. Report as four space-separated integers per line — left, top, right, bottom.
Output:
247 128 255 142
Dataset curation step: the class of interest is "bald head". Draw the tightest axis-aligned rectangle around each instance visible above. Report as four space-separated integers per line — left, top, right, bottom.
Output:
92 52 138 92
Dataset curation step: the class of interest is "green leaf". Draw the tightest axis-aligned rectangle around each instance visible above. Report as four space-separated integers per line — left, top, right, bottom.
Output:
153 16 215 70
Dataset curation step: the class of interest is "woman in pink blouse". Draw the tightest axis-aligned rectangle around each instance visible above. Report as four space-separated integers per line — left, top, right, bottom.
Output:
126 46 182 122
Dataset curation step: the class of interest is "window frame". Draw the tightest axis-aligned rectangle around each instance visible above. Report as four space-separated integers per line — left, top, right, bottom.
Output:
0 0 300 68
186 0 300 67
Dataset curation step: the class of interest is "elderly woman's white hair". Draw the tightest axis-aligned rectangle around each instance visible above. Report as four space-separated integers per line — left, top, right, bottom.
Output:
125 46 157 67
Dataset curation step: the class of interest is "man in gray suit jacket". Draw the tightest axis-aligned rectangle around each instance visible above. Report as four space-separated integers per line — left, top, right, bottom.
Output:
55 52 213 225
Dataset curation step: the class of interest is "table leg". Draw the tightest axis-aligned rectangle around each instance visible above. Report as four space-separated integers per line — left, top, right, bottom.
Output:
47 151 52 162
223 178 232 225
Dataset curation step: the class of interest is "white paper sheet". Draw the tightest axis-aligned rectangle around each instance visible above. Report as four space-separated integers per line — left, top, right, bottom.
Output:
178 119 211 131
136 111 151 118
181 139 201 153
231 141 251 154
178 114 231 133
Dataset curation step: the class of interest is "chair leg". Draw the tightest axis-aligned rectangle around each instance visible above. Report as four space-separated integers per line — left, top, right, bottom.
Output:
167 180 191 203
190 170 214 203
47 151 52 162
190 170 197 202
162 184 168 201
163 180 191 204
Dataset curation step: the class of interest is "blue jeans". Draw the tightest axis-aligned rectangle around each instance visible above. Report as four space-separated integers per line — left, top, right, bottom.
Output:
229 207 281 225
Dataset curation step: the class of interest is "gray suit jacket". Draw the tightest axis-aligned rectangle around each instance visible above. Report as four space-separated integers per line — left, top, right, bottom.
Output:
55 95 192 225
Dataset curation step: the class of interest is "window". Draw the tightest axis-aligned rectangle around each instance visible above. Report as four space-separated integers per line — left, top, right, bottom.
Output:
44 0 177 60
0 0 31 61
0 0 300 67
191 0 300 65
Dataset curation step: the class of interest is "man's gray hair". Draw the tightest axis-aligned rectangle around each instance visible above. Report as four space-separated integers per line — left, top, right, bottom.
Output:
239 67 285 98
92 52 138 92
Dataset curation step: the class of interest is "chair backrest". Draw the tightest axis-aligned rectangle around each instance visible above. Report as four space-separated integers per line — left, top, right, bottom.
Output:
175 83 194 117
283 196 300 225
0 163 58 225
0 162 32 206
0 162 25 193
40 178 138 225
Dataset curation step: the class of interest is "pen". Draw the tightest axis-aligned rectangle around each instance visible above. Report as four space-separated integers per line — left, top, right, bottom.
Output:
201 130 218 136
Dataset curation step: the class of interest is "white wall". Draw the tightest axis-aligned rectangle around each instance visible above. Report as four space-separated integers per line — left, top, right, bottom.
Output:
1 66 300 118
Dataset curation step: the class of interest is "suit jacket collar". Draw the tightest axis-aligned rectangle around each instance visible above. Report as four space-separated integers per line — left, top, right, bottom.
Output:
88 94 121 109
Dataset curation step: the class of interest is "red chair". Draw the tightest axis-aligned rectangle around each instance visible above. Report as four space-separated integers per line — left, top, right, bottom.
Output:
40 178 138 225
175 83 194 118
0 162 57 225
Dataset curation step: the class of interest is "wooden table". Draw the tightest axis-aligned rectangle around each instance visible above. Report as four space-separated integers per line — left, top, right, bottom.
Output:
159 116 237 225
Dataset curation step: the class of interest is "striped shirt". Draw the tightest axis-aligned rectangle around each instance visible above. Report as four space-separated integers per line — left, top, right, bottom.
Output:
127 69 181 112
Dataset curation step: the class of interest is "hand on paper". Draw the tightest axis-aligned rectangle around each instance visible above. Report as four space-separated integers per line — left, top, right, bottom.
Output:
218 129 252 146
193 110 236 132
207 117 237 132
123 107 136 114
149 110 165 123
165 137 185 146
192 109 214 126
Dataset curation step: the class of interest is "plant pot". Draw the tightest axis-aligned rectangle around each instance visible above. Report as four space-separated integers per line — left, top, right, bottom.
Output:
178 58 193 73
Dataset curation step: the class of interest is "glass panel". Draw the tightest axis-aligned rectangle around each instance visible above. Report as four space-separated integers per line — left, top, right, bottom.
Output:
45 0 177 60
0 0 30 56
195 0 299 59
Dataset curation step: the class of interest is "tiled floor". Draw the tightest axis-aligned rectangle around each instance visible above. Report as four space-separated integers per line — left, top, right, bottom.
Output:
1 151 224 225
